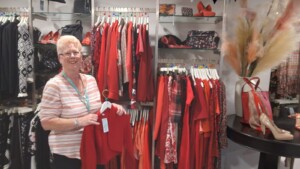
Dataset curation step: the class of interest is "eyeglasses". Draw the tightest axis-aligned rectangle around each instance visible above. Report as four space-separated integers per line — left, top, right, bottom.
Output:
60 51 81 57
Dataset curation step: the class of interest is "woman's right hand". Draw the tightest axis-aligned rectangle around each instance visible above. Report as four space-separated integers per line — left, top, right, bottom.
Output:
78 113 100 127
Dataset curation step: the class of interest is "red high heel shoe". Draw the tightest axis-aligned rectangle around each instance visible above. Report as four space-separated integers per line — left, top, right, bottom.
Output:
40 31 53 44
82 32 91 46
48 30 59 44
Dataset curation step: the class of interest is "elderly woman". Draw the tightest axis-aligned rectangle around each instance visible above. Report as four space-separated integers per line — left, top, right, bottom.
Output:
39 35 124 169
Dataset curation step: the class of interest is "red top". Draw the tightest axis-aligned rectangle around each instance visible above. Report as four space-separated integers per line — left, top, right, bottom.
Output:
80 107 136 169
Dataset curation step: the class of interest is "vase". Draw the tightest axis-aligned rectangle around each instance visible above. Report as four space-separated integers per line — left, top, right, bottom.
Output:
235 77 259 117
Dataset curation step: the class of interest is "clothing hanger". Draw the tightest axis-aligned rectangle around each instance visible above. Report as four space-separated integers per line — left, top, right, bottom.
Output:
94 15 101 26
100 89 112 113
190 67 196 86
213 69 220 79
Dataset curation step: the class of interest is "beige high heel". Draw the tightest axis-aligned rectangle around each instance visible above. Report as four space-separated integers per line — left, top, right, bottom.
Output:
259 113 294 141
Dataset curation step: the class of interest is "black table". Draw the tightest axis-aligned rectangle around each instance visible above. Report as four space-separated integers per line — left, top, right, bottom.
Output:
227 114 300 169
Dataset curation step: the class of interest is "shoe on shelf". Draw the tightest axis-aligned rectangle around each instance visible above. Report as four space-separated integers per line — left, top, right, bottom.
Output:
197 1 205 13
260 113 294 141
48 30 60 44
196 1 216 17
40 31 53 44
288 113 300 130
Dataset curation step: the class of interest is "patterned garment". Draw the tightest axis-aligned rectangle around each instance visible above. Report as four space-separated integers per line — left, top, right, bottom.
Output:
17 22 34 97
164 118 177 164
168 75 182 123
277 46 300 97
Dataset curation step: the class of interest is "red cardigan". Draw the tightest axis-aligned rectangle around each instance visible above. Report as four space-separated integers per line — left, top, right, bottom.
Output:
80 107 136 169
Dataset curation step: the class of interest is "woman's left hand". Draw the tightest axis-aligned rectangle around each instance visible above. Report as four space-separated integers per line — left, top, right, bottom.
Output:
112 103 126 116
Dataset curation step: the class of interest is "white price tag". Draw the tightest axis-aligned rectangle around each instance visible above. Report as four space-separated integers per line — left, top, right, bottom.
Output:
102 118 109 133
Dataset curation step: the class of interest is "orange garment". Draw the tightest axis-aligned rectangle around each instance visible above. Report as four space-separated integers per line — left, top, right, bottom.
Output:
154 76 164 140
143 121 151 169
155 76 169 165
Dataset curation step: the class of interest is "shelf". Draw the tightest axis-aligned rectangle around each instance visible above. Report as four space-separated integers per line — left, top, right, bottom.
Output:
32 12 90 21
159 15 222 24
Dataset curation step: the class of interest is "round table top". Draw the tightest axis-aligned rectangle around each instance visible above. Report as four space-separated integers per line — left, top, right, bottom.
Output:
227 114 300 158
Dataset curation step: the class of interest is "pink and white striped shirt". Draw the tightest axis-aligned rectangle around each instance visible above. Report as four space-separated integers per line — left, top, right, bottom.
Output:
39 73 102 159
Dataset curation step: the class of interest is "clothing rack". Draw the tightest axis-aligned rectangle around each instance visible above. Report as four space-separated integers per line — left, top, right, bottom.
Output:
0 7 29 13
91 4 155 27
95 7 156 13
158 58 220 65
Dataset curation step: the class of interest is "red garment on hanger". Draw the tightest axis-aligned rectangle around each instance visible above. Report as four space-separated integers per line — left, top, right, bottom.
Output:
178 77 194 169
80 108 136 169
97 23 109 101
107 21 120 100
126 22 133 99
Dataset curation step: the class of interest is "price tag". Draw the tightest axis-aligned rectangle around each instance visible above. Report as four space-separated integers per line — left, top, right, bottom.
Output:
102 118 109 133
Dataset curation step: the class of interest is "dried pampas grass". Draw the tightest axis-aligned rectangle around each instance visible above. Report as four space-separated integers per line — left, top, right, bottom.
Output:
223 0 300 77
252 25 299 75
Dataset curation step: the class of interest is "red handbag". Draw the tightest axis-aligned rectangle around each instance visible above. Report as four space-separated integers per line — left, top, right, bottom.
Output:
241 77 273 130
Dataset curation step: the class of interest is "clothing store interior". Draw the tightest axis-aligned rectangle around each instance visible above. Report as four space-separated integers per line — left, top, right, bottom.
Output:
0 0 300 169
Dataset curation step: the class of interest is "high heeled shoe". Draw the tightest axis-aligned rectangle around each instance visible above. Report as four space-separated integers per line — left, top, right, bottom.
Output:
259 113 293 141
288 113 300 130
48 30 59 44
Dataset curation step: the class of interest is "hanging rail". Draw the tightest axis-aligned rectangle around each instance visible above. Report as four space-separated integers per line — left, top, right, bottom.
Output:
0 7 29 13
158 58 220 65
95 7 156 13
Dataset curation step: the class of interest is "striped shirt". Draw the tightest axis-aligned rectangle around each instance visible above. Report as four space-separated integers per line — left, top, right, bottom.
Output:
39 73 102 159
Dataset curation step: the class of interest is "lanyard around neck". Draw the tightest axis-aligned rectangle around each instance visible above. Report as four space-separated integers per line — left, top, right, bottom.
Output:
62 72 90 113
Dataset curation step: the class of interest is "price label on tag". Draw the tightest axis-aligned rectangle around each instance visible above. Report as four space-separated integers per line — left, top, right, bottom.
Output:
102 118 109 133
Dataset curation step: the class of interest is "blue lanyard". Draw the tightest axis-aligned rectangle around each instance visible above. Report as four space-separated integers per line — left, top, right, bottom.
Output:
62 72 90 113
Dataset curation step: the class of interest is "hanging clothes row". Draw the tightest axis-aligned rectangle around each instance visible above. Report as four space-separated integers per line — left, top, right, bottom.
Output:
91 9 154 106
154 67 227 169
0 106 34 169
127 108 152 169
0 8 34 99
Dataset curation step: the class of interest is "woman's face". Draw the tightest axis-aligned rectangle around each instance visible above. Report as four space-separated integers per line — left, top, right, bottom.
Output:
59 43 82 72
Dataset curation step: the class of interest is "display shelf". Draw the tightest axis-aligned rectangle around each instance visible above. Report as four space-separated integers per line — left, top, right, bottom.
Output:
159 15 222 24
32 12 90 20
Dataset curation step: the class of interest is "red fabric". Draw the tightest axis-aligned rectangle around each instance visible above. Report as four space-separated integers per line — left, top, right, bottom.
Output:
145 28 154 101
178 77 194 169
80 108 136 169
155 76 169 161
136 24 147 101
154 76 164 140
103 24 113 92
93 27 101 77
97 23 109 101
126 22 133 99
107 21 120 100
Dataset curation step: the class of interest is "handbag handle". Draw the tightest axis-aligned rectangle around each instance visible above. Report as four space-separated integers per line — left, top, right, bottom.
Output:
242 77 267 118
241 77 260 92
75 20 82 25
